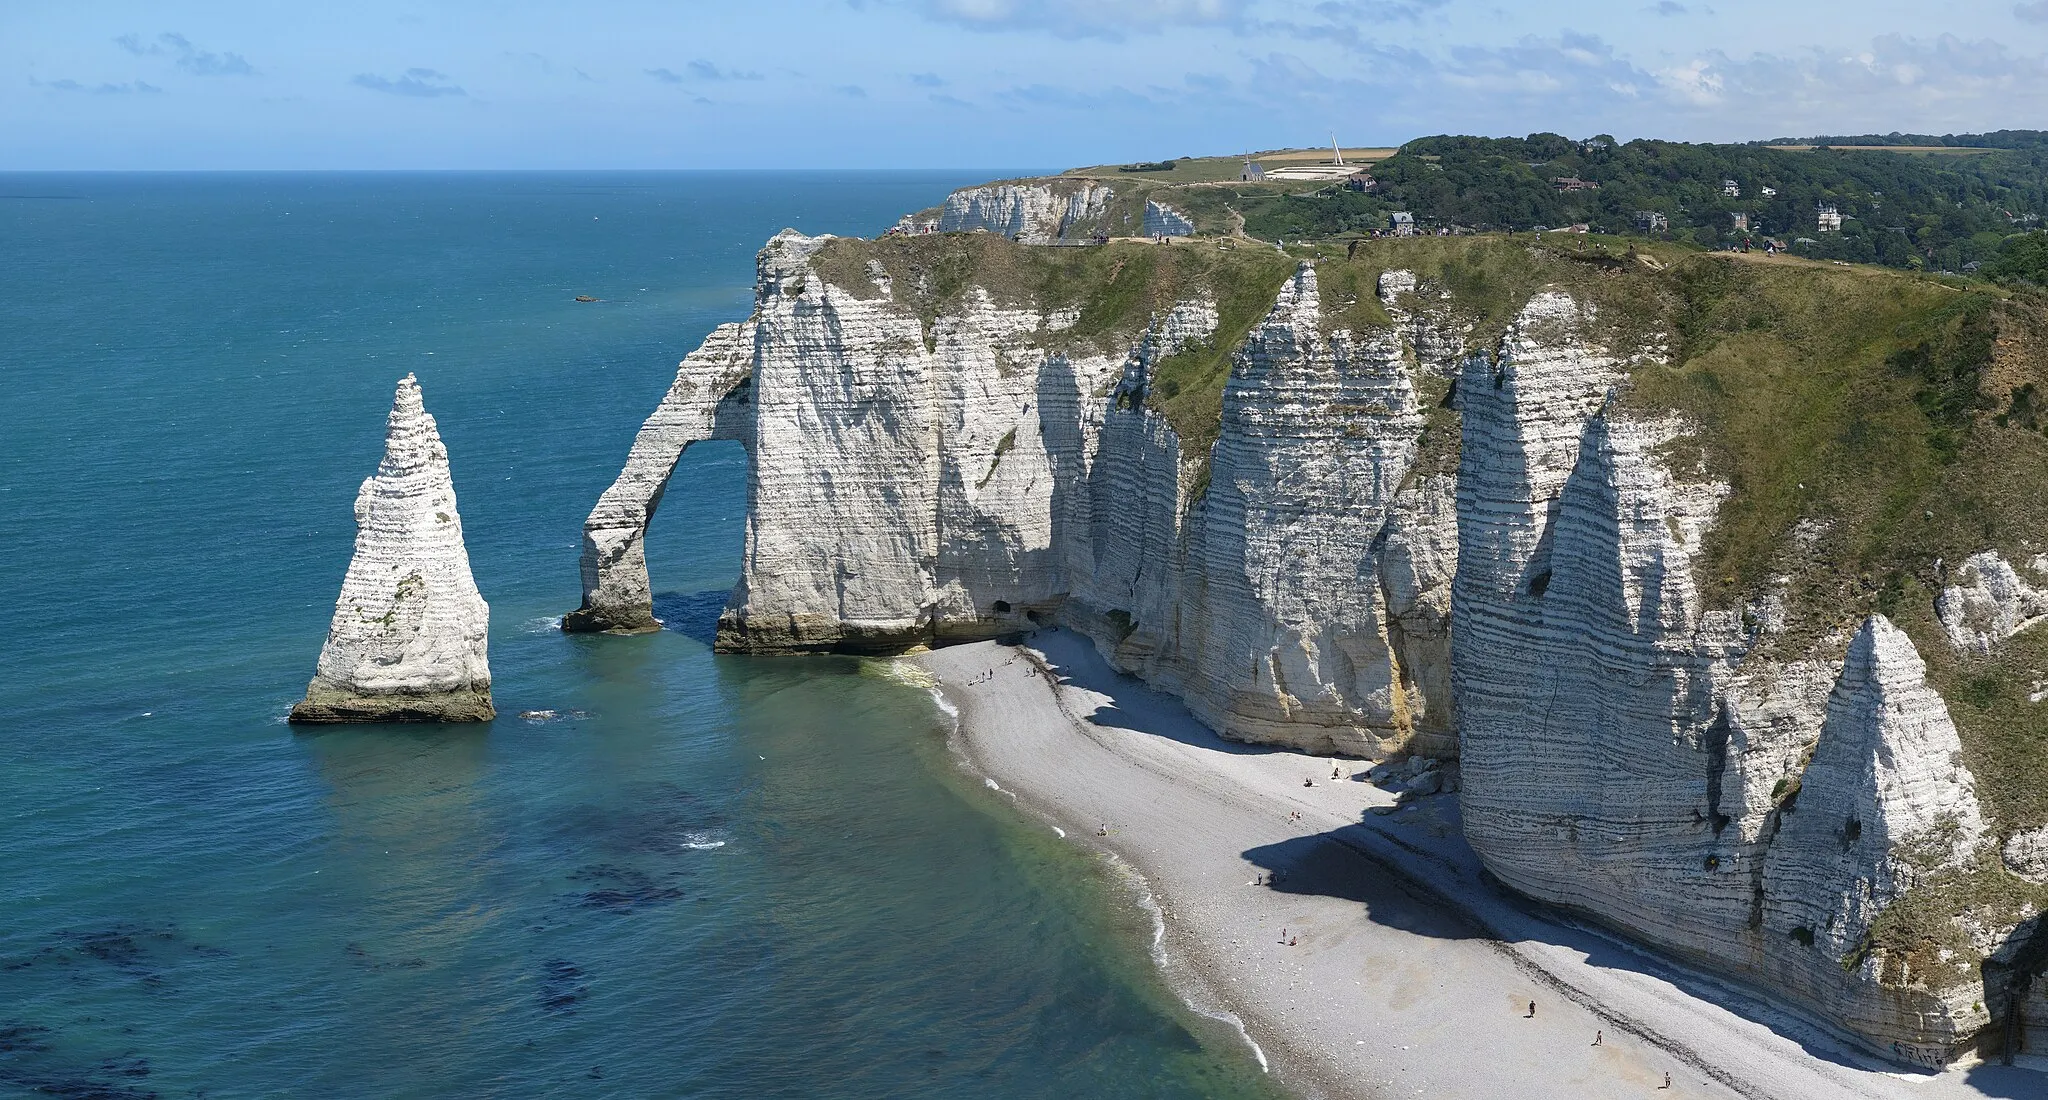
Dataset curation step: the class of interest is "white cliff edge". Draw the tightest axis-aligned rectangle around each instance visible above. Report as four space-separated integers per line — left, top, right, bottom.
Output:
292 374 493 723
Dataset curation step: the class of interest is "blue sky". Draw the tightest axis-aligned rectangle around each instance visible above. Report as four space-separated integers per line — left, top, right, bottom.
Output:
6 1 2048 169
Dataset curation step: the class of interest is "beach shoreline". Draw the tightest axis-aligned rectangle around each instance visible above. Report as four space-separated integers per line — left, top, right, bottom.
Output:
911 631 2048 1100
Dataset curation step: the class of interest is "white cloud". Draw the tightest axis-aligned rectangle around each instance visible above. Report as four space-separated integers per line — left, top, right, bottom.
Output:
911 0 1254 37
1670 34 2048 127
35 77 163 95
115 32 256 76
1223 31 2048 142
351 69 466 97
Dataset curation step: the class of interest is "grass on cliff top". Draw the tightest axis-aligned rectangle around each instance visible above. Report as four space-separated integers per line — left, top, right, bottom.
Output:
1137 249 1299 463
1605 263 2048 839
808 233 1296 389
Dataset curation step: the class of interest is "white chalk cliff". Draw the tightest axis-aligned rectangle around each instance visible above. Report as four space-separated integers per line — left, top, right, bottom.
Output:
1760 615 1989 1051
900 181 1119 243
1937 550 2048 655
573 228 2028 1064
294 374 493 722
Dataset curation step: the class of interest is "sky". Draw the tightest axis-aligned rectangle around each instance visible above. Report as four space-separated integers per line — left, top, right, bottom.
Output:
5 1 2048 170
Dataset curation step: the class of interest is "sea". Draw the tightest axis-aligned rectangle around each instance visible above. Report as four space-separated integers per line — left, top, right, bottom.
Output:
0 173 1281 1099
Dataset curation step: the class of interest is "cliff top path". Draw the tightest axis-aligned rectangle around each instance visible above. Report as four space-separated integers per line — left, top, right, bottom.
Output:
916 631 2048 1100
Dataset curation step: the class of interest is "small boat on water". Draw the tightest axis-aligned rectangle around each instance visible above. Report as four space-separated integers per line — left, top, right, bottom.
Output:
574 295 598 302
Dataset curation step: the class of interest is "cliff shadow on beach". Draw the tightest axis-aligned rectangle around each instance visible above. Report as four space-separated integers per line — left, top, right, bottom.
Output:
1026 629 1277 759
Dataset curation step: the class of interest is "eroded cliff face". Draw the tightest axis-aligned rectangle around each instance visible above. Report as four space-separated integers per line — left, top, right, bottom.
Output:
1170 269 1436 754
294 374 492 723
575 229 2044 1065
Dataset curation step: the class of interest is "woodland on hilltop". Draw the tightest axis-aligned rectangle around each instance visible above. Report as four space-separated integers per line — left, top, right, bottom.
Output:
1219 131 2048 278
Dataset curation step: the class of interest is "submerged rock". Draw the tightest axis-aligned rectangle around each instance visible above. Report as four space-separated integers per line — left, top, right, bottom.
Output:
291 374 493 723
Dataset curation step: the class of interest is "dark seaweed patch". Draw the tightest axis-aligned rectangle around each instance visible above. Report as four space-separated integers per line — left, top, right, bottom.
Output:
568 865 684 912
0 1023 157 1100
342 942 427 971
552 782 728 857
97 1054 151 1078
538 958 588 1014
3 925 220 989
0 1070 158 1100
0 1023 53 1053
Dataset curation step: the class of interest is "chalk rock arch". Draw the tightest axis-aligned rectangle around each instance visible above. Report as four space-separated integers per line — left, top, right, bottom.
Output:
563 320 756 633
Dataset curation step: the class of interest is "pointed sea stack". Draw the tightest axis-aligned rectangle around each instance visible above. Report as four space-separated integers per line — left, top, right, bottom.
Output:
291 374 494 723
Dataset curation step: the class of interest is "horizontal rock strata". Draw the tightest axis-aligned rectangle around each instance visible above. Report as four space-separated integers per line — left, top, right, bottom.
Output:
293 374 493 723
576 237 1454 754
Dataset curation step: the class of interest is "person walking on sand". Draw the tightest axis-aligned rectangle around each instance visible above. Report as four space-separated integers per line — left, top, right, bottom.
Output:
1593 1030 1601 1046
1527 1001 1536 1018
1661 1071 1671 1089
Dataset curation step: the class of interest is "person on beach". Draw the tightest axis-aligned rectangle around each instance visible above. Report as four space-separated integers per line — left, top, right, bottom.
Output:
1593 1030 1602 1046
1303 778 1315 787
1527 1001 1536 1018
1332 765 1341 780
1662 1071 1671 1089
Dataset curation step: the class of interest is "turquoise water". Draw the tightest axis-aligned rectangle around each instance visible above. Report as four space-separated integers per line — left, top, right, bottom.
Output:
0 174 1278 1098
